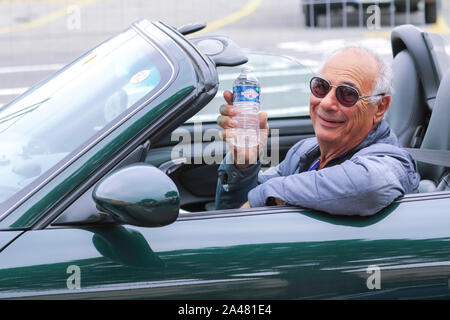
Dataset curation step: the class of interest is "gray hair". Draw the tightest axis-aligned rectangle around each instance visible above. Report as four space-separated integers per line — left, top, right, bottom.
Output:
318 45 393 105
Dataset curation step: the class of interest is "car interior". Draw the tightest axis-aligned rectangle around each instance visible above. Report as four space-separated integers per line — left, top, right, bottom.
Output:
386 24 450 192
140 24 450 214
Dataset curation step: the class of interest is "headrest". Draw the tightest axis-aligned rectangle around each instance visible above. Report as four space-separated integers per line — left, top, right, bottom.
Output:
391 24 440 111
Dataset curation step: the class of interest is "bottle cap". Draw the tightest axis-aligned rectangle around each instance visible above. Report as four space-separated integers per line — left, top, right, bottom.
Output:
241 65 254 73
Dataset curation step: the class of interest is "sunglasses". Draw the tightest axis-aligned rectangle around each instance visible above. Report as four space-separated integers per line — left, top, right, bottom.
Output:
310 76 385 107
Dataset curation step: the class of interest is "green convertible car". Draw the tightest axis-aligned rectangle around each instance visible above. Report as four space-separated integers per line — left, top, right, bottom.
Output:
0 20 449 299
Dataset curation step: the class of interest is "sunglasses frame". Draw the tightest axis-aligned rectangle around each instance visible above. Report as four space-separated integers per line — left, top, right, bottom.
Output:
310 76 385 107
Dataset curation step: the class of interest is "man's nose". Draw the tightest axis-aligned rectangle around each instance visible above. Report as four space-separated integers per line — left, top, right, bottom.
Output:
319 87 340 111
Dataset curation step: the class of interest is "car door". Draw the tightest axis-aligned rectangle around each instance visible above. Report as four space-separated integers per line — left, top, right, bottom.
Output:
1 191 449 299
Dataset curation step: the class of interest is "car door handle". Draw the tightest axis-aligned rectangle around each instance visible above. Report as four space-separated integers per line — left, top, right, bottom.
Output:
158 157 187 175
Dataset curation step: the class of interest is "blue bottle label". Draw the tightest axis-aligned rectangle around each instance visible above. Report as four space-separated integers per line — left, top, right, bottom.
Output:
233 85 260 103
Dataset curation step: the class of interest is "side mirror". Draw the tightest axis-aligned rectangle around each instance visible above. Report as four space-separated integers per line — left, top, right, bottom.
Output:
93 164 179 227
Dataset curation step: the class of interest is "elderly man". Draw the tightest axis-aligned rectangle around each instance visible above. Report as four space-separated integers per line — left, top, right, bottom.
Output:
215 46 420 216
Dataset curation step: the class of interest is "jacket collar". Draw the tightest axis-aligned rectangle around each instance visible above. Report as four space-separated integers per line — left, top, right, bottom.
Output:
354 119 398 151
304 120 398 168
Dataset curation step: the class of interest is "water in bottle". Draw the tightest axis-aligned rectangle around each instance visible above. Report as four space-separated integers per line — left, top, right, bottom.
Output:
231 66 260 148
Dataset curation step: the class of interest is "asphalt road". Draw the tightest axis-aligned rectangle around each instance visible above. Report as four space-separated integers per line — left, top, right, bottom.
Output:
1 0 450 106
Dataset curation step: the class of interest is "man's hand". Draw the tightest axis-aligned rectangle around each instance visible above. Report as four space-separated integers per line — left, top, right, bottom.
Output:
240 201 251 208
240 198 285 209
217 90 269 169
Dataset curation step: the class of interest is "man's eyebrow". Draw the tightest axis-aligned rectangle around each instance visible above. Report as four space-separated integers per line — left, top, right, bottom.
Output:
340 80 362 93
341 80 358 88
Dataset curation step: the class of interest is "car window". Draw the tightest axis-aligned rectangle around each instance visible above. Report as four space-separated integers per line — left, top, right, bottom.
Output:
186 53 314 123
0 29 172 205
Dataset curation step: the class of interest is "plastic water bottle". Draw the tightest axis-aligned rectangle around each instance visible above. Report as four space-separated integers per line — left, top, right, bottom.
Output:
231 66 260 148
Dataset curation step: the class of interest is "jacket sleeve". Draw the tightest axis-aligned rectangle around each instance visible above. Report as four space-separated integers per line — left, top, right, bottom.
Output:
215 152 262 209
214 139 308 209
247 152 420 216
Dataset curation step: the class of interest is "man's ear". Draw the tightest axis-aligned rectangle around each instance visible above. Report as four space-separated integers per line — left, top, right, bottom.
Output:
373 95 391 125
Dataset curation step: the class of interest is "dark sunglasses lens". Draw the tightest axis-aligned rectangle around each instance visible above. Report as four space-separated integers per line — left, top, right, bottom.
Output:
336 86 359 107
311 78 329 98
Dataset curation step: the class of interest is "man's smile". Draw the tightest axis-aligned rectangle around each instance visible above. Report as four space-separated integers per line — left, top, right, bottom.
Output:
317 113 346 128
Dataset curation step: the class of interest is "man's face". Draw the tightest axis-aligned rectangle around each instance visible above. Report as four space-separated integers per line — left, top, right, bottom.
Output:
310 51 381 149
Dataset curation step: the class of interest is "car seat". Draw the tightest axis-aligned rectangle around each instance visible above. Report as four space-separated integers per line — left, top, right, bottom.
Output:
416 68 450 192
386 24 442 148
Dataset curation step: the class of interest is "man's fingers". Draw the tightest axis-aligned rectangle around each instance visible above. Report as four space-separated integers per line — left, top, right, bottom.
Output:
219 104 238 117
223 90 233 105
259 111 269 130
217 115 238 129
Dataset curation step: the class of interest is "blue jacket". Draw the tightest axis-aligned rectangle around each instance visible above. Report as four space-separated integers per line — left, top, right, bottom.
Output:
215 120 420 215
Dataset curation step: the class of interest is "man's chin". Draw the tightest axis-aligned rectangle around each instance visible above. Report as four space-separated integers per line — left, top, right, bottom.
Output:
314 128 343 144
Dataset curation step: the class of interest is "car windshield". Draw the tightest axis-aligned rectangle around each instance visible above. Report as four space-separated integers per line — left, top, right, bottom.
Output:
0 29 170 204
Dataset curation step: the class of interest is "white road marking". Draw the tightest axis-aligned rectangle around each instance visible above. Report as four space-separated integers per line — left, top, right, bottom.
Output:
278 38 393 56
277 37 397 71
0 63 66 104
296 59 321 69
0 63 64 74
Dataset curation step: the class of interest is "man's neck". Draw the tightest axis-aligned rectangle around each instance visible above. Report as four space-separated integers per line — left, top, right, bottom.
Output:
318 146 348 169
317 137 365 169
